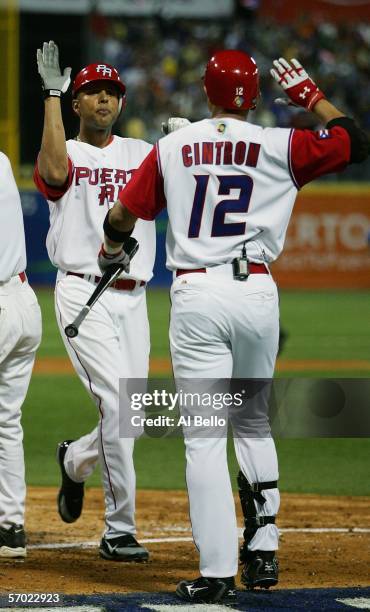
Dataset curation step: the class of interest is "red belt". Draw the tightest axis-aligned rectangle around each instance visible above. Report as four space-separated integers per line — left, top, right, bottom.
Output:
176 263 268 277
66 272 145 291
19 272 27 283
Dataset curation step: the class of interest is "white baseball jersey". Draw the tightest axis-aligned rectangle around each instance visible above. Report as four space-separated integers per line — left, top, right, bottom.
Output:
118 117 350 270
34 136 156 281
0 152 27 281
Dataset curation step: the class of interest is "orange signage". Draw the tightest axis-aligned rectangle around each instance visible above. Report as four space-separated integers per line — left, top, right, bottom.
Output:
260 0 370 23
271 188 370 288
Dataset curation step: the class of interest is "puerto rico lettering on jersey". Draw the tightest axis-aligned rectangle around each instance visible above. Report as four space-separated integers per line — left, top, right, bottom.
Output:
182 141 261 168
74 166 137 205
33 135 156 279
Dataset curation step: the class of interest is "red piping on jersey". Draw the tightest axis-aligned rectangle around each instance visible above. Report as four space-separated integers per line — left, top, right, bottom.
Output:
288 128 300 190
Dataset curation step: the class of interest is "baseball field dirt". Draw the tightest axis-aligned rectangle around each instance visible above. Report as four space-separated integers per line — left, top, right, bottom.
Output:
1 488 369 594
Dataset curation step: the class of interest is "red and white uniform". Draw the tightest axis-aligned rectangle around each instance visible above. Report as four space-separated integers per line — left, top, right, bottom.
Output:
0 152 42 537
120 118 350 269
34 136 155 538
34 136 155 280
118 117 351 577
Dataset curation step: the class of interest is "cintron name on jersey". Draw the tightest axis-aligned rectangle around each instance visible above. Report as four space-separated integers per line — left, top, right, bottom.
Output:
182 141 261 168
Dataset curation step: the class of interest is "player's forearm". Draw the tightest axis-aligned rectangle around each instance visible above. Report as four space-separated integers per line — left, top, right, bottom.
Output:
38 98 69 186
311 99 345 125
109 201 137 233
104 201 137 251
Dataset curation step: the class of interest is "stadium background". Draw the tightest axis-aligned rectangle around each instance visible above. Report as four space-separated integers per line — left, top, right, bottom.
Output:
0 0 369 605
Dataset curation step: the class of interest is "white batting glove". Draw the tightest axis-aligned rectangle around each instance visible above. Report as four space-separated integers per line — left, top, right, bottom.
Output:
270 58 326 111
37 40 72 98
161 117 191 135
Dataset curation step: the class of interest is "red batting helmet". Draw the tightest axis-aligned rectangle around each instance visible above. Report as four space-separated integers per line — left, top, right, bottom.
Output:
204 50 260 111
72 63 126 98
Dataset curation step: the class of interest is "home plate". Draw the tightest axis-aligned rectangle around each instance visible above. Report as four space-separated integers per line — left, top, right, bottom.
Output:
336 598 370 609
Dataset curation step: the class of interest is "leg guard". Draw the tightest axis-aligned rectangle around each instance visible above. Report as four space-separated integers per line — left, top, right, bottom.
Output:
237 471 277 562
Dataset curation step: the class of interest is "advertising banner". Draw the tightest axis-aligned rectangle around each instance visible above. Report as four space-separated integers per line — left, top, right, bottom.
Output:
260 0 370 22
22 189 370 289
271 189 370 289
19 0 90 13
19 0 233 17
98 0 233 17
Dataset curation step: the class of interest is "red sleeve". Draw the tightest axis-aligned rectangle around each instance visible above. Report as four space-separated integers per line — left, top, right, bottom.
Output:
118 144 166 220
33 156 74 201
289 126 351 189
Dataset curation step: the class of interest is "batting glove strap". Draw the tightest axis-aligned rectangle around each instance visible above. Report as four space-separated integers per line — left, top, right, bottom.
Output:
270 57 326 111
98 244 130 275
99 245 123 259
43 89 62 99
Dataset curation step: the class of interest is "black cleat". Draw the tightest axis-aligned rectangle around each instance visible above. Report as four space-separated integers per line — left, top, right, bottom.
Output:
241 550 278 589
176 575 236 604
56 440 84 523
99 534 149 562
0 524 26 559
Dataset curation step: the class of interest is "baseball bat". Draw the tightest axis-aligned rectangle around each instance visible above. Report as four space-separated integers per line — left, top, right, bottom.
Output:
64 238 139 339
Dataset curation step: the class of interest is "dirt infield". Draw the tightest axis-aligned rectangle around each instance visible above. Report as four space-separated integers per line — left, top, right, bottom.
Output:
33 356 370 374
1 488 369 594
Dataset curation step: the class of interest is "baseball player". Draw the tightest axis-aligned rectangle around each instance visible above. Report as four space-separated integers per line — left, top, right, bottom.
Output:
33 41 156 561
0 153 42 558
98 50 369 602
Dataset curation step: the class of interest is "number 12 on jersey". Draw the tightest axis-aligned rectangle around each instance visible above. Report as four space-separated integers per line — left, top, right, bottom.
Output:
188 174 253 238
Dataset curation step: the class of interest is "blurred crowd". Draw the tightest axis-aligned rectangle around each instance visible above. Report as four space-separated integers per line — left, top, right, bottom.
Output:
87 13 370 177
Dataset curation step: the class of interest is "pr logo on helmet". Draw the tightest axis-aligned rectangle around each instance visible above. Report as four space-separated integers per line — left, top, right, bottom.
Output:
234 95 244 108
96 64 113 76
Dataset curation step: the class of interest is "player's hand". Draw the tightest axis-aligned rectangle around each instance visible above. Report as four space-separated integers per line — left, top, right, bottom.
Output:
37 40 72 97
98 245 131 275
98 237 139 275
161 117 191 135
270 58 325 111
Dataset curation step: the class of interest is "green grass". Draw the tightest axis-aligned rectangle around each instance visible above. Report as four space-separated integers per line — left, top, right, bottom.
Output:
34 287 370 363
23 376 370 495
23 287 370 495
35 287 173 359
279 290 370 361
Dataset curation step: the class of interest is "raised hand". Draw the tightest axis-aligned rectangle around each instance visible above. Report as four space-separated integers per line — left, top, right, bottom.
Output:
36 40 72 97
270 58 325 111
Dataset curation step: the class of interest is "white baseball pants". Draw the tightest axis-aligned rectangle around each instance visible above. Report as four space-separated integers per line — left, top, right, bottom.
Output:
55 274 149 537
170 269 280 578
0 277 42 528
